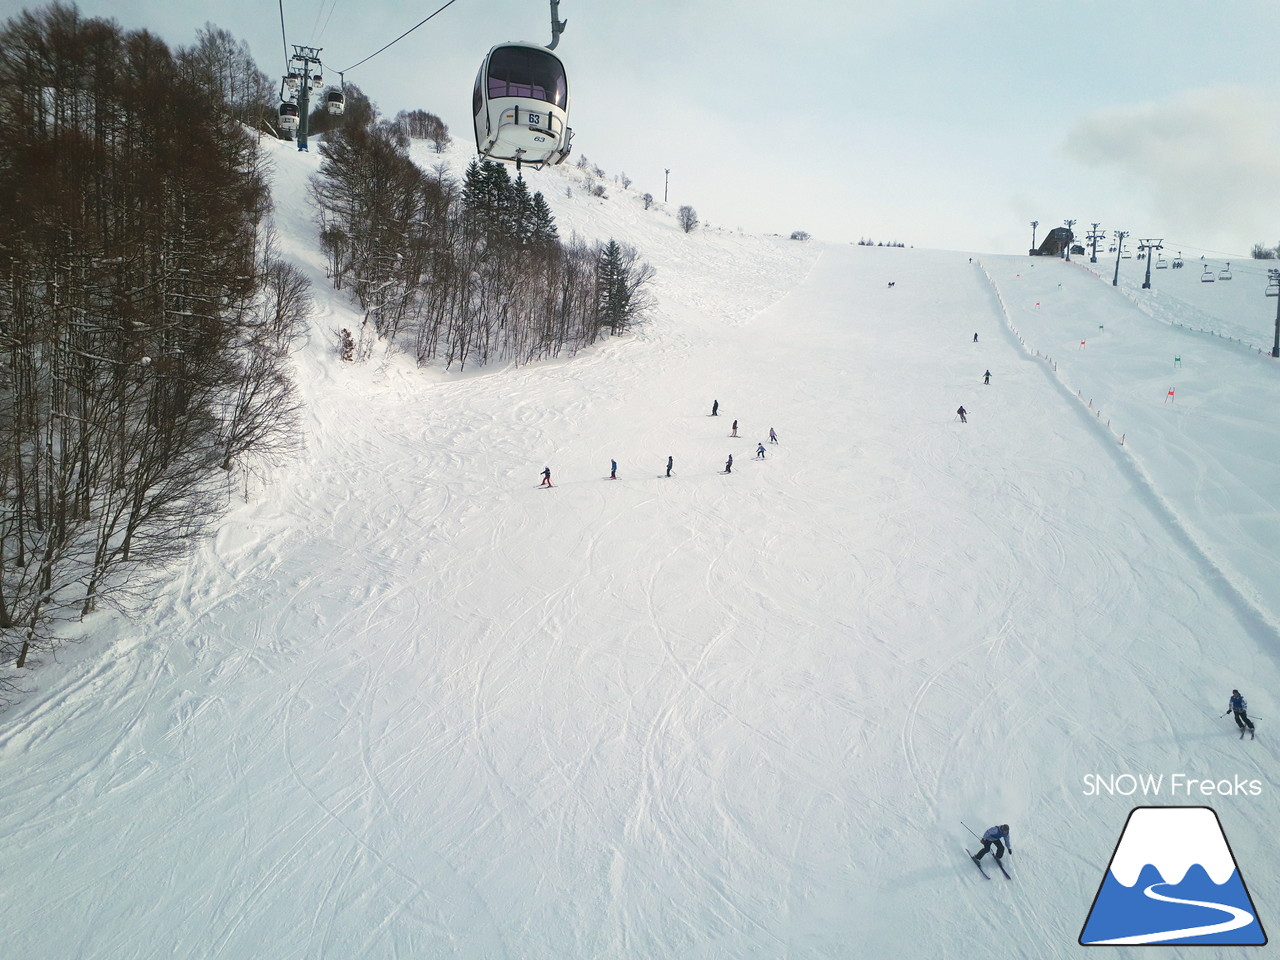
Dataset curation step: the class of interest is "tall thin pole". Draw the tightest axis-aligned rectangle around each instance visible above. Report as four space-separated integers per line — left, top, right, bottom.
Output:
1063 219 1076 262
1269 269 1280 358
1138 239 1162 290
1087 222 1103 263
664 168 670 203
1030 220 1038 254
292 45 322 152
1273 295 1280 359
1112 231 1127 287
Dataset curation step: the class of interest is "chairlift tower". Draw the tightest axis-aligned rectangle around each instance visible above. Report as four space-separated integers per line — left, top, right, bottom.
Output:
1138 239 1163 289
1063 219 1076 262
1029 220 1039 256
1112 230 1128 287
291 45 323 152
1267 268 1280 358
1086 223 1104 263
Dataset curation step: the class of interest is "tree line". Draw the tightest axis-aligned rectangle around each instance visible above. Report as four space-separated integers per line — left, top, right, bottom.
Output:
0 3 307 681
311 111 654 369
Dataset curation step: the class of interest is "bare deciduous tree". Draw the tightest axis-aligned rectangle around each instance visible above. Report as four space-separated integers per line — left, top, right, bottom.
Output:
678 205 699 233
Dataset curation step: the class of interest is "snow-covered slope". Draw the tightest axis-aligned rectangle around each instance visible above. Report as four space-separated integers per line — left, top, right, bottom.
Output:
1 135 1277 959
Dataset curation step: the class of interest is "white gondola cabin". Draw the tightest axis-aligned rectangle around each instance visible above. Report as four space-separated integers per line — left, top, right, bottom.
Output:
326 89 346 115
278 101 300 132
473 42 572 170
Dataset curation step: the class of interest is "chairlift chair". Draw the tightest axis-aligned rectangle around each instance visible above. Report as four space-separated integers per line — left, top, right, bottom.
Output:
473 41 573 170
1172 254 1184 268
1219 262 1233 280
326 88 346 115
1265 275 1280 298
1200 265 1216 282
1155 255 1168 269
278 101 300 132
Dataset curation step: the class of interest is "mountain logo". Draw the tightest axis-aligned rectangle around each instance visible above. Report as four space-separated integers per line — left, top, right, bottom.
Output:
1080 806 1266 946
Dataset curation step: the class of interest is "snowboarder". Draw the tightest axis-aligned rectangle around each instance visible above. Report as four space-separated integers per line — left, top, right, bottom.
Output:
539 467 553 488
711 399 719 417
724 454 733 474
1229 689 1256 739
666 455 674 478
610 459 617 480
983 370 991 385
755 443 766 460
972 824 1012 862
731 419 739 437
957 405 968 423
769 427 778 444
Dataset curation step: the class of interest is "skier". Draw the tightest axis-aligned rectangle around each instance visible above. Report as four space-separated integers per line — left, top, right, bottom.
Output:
724 454 733 474
711 399 719 417
1229 689 1256 739
973 332 979 343
610 459 617 480
983 370 991 385
731 419 739 437
957 405 968 423
769 427 778 444
539 467 553 488
972 824 1012 863
666 455 674 478
755 443 766 460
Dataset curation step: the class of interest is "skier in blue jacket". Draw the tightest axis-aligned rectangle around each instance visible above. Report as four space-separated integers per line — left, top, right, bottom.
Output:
1229 690 1255 739
972 824 1012 862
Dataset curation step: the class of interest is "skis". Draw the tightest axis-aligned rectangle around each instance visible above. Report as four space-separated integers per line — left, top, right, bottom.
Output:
966 848 1011 880
966 849 990 879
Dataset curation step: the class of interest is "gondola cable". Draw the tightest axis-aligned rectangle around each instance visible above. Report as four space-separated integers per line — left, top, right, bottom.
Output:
278 0 290 75
341 0 464 74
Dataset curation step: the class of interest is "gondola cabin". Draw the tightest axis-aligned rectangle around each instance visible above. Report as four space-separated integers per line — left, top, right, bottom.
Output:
278 101 300 132
473 42 572 169
326 89 346 115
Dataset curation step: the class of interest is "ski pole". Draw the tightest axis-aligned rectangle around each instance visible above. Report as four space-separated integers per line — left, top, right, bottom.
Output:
961 821 981 841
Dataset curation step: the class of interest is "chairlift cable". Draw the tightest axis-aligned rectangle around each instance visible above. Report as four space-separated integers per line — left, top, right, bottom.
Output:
341 0 464 74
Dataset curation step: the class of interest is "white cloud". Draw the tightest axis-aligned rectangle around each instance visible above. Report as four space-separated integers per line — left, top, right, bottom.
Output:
1064 87 1280 251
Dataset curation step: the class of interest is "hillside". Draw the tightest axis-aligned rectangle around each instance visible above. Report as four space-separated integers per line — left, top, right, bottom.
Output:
1 134 1277 959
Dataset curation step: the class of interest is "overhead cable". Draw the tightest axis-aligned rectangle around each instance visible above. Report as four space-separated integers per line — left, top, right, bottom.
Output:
341 0 463 74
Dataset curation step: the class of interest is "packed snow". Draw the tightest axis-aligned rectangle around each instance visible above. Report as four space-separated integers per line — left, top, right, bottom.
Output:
2 135 1279 959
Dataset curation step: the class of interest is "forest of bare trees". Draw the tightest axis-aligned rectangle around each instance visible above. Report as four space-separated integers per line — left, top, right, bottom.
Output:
0 4 307 678
312 115 654 369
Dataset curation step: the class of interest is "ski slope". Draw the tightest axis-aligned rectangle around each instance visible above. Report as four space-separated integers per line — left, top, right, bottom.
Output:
1 137 1278 959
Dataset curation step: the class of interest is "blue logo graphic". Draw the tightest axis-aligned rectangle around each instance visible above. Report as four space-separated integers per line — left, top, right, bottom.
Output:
1080 806 1266 946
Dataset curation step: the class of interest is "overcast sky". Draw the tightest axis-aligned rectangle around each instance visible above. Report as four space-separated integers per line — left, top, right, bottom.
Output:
6 0 1278 257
